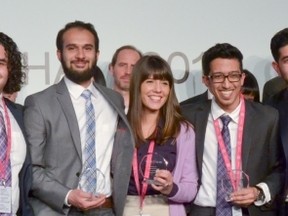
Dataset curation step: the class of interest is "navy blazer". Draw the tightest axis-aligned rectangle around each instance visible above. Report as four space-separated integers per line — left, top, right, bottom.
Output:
180 91 209 106
267 89 288 198
5 99 33 216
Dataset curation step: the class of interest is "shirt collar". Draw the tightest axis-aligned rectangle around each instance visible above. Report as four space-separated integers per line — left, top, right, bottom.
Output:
0 94 4 109
211 97 242 124
207 90 214 100
64 76 96 99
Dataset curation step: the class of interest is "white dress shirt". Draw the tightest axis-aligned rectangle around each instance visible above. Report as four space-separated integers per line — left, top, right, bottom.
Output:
0 96 26 215
64 77 118 197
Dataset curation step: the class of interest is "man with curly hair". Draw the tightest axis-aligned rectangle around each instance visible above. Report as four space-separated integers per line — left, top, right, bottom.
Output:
0 32 33 216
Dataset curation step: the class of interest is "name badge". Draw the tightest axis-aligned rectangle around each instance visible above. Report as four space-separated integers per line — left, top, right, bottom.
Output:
135 214 151 216
0 185 12 213
135 211 151 216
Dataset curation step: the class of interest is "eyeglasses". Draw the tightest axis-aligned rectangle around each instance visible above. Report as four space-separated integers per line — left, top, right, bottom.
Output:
207 72 242 83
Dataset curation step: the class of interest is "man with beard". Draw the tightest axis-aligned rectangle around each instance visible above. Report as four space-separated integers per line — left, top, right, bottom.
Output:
24 21 134 216
109 45 142 113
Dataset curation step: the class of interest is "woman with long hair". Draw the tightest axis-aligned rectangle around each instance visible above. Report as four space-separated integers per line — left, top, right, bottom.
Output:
124 55 198 216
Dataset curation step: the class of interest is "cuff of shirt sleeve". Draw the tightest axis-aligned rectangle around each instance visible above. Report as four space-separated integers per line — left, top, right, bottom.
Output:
167 183 179 197
64 190 73 207
254 183 271 206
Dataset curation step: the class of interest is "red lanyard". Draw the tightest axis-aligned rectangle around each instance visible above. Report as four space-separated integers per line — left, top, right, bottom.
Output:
213 95 245 189
0 98 12 182
132 140 155 210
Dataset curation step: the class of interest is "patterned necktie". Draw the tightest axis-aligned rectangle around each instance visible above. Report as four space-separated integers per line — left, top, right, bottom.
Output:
216 115 232 216
81 90 96 194
0 110 11 186
0 110 12 216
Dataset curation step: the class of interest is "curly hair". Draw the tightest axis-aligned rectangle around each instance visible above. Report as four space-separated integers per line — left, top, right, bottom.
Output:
0 32 26 93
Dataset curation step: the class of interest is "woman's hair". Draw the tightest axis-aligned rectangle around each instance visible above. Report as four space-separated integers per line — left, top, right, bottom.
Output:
127 55 185 146
242 69 260 102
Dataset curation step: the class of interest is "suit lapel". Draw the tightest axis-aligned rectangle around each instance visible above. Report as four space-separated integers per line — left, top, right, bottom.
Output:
5 99 24 131
241 101 254 171
195 101 211 177
94 82 128 125
278 90 288 161
56 79 82 160
94 82 134 161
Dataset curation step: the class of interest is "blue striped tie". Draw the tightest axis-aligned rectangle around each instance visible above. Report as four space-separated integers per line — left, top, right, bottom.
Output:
216 115 232 216
81 90 96 194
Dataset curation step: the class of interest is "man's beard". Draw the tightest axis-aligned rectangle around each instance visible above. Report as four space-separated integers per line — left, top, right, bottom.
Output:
61 59 96 85
115 75 130 91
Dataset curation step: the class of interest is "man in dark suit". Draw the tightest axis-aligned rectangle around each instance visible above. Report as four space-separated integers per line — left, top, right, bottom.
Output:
265 28 288 216
262 76 287 103
0 32 33 215
180 90 209 105
182 43 283 216
24 21 134 216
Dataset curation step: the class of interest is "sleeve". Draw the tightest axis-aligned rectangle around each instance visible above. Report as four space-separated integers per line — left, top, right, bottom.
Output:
24 95 70 213
263 110 285 203
168 124 199 203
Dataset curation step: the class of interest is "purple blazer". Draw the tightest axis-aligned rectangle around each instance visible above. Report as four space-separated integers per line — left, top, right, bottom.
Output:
168 123 198 216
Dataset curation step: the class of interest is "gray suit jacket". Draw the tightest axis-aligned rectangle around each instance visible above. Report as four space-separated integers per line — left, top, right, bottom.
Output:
181 99 284 216
24 79 134 216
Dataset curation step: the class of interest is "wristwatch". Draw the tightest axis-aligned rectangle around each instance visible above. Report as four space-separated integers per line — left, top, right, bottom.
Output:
255 186 265 202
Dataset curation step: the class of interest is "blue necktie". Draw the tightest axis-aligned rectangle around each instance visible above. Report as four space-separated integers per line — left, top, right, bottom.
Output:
216 115 232 216
81 90 96 194
0 110 12 216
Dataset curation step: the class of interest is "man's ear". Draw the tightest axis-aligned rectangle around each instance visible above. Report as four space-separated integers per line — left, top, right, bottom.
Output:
202 75 210 88
272 61 281 76
109 63 114 75
96 50 100 61
57 50 61 61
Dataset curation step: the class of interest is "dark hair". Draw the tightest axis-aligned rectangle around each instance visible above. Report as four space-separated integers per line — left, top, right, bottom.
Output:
127 55 185 146
92 65 106 86
270 28 288 62
56 20 99 52
110 45 142 66
0 32 26 93
242 69 260 102
202 43 243 76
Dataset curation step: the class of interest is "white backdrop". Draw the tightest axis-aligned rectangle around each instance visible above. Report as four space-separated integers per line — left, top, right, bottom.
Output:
1 0 288 104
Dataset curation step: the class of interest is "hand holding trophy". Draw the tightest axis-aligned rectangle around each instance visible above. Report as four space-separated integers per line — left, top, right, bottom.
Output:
139 152 169 185
221 169 249 202
78 167 106 197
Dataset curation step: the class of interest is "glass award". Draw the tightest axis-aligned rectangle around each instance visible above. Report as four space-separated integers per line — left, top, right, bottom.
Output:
78 167 106 196
221 169 249 202
139 152 168 185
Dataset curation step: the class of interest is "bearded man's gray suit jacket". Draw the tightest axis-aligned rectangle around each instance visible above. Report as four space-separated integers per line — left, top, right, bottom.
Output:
23 78 134 216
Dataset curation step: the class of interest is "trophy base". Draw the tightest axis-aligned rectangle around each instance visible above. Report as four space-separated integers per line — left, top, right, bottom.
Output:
143 179 162 186
225 195 232 202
